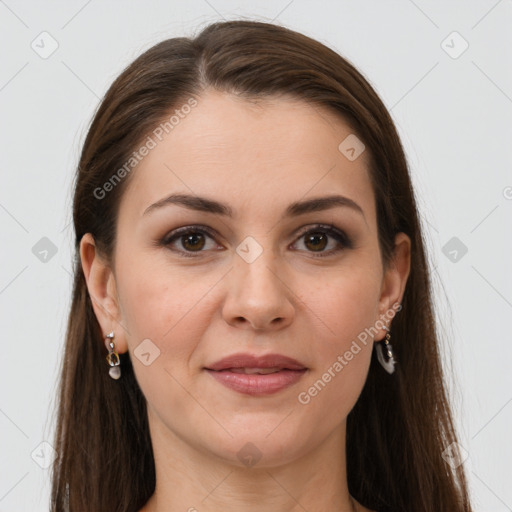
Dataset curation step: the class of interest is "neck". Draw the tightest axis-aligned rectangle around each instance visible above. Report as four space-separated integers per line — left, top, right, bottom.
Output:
141 410 358 512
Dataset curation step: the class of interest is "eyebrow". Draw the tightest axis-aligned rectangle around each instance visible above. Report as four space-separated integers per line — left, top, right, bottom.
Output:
143 193 365 220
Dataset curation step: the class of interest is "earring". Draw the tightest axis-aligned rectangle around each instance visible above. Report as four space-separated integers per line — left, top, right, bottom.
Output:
105 331 121 380
375 326 396 374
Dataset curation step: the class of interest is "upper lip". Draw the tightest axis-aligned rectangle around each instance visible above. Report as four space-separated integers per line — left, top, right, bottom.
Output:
205 353 307 371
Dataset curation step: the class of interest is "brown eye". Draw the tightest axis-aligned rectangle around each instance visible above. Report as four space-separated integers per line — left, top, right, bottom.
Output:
181 232 206 251
304 232 328 252
162 226 220 257
293 224 353 257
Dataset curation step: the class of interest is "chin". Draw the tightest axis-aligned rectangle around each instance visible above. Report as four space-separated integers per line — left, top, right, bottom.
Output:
203 426 311 470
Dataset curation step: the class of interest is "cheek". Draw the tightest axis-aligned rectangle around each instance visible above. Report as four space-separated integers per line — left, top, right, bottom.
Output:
115 254 220 362
118 254 210 332
294 263 381 410
114 259 217 413
300 262 382 346
296 341 371 432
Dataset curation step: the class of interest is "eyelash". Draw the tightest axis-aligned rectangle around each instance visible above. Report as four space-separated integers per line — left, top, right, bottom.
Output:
160 224 353 259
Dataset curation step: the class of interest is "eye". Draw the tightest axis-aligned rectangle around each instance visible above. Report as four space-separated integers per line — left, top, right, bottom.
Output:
161 223 352 258
291 224 352 257
161 226 221 257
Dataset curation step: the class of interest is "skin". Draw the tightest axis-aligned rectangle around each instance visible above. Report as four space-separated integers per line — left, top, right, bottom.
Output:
81 89 410 512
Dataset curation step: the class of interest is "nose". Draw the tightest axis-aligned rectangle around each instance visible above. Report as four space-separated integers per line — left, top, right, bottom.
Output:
221 246 295 331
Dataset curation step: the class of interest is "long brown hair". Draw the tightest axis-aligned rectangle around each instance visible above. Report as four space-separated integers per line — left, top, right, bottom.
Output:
50 19 473 512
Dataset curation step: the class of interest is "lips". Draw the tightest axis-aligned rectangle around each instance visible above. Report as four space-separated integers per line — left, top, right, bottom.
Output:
204 353 307 395
229 367 282 374
205 353 307 372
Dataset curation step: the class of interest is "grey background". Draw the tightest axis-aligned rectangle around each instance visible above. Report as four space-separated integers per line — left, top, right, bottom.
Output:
1 0 511 510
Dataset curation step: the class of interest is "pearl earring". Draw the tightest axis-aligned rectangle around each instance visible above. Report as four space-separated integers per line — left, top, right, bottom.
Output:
375 326 396 374
105 331 121 380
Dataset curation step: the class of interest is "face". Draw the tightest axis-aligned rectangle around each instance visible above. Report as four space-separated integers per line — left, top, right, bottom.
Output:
83 89 410 468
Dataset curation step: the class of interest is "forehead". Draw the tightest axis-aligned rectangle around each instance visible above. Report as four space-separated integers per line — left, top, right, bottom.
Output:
118 89 375 225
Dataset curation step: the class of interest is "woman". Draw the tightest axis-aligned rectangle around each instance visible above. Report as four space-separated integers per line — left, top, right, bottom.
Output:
50 19 473 512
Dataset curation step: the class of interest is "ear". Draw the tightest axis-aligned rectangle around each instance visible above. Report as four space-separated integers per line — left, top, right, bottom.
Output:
79 233 128 353
374 232 411 341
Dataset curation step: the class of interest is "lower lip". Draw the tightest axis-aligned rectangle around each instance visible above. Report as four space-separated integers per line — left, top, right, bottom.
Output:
204 369 307 395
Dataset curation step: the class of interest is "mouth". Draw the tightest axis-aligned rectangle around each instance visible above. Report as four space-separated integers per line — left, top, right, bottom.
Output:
205 353 307 372
204 368 307 395
204 353 308 395
220 367 293 374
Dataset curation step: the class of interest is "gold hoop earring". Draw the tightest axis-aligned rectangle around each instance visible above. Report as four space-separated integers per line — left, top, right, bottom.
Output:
105 331 121 380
